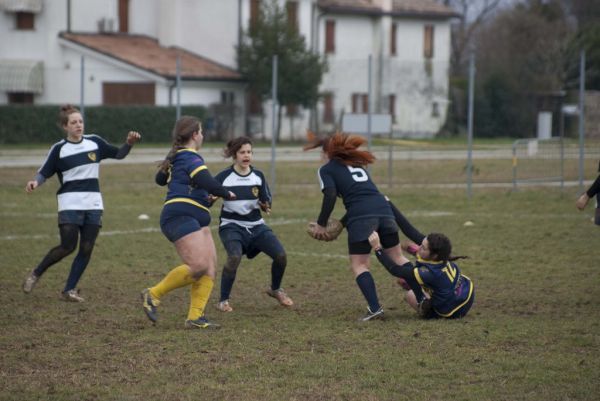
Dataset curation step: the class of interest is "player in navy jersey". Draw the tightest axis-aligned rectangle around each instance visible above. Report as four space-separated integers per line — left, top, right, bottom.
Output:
304 132 406 321
575 160 600 225
22 104 141 302
211 137 292 313
141 116 236 329
368 231 475 319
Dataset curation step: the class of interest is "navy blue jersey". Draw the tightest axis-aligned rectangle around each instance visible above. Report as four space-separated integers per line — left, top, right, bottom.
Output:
37 134 119 211
318 159 392 223
163 148 212 212
214 166 271 228
413 258 474 317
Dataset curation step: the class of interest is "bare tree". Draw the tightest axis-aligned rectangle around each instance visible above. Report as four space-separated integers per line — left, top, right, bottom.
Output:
443 0 502 75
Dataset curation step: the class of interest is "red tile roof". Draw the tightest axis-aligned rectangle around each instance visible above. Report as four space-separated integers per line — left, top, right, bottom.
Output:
59 32 243 81
318 0 458 18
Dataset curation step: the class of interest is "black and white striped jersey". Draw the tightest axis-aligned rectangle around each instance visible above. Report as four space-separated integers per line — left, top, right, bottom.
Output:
38 135 120 211
214 166 271 228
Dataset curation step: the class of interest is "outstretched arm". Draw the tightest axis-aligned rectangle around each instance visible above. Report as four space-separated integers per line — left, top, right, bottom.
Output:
312 187 337 241
576 174 600 211
191 169 236 200
114 131 141 159
368 231 427 302
25 173 47 193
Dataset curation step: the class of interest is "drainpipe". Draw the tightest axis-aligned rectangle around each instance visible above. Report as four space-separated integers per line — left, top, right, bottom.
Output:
66 0 71 32
237 0 242 66
168 81 176 106
313 11 327 52
312 7 328 131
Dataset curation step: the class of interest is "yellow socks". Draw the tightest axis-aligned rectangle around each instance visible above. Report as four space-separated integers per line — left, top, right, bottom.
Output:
150 264 195 300
187 275 214 321
149 264 214 321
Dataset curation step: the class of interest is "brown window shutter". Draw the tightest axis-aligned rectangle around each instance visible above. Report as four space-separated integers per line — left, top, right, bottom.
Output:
323 94 334 123
248 91 262 114
8 93 34 104
286 103 297 116
286 1 298 32
390 23 397 56
362 94 369 113
119 0 129 33
389 94 396 122
250 0 261 28
102 83 155 105
325 20 335 54
16 12 34 30
351 94 358 113
424 25 434 59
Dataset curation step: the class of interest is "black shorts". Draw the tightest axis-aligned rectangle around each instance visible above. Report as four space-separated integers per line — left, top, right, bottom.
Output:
218 223 284 259
347 217 399 255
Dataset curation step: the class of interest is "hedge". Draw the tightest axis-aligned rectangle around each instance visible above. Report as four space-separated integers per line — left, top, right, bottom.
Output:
0 105 206 144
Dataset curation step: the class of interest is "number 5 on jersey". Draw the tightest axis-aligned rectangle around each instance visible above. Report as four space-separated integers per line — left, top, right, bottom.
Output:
348 166 368 182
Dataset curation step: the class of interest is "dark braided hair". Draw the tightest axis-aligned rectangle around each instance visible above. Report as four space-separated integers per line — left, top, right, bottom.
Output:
158 116 201 173
426 233 468 263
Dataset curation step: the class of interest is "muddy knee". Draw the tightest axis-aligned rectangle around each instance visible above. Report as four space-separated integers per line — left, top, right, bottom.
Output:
223 254 242 276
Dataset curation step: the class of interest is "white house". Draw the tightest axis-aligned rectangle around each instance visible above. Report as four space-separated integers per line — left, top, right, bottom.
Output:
0 0 457 139
0 0 247 136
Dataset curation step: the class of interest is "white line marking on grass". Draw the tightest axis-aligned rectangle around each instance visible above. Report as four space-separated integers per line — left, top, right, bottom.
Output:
1 212 57 218
409 211 455 217
0 218 306 241
0 227 162 241
101 227 161 236
287 250 348 259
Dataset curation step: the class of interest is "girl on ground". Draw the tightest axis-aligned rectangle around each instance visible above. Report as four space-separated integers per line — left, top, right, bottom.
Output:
141 116 235 329
22 104 141 302
304 131 405 321
211 136 292 313
368 231 475 319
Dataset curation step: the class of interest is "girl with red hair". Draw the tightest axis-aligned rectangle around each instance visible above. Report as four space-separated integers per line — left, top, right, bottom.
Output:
305 132 406 321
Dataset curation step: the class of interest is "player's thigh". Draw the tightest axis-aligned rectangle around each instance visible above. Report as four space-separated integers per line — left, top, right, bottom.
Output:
219 225 245 257
253 227 285 258
174 227 217 276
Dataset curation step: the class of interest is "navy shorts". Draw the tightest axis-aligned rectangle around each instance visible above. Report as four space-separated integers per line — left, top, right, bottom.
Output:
58 210 103 227
219 223 285 259
160 203 211 242
346 217 399 254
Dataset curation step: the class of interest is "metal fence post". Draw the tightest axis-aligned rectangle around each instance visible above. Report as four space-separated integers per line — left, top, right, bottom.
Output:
512 140 518 191
176 54 181 121
79 56 85 119
466 52 475 199
270 55 278 192
578 50 586 192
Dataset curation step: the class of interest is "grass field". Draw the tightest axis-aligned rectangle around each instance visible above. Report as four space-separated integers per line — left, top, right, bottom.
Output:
1 156 599 401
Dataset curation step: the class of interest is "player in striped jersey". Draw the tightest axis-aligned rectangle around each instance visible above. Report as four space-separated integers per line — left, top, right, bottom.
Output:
22 104 140 302
211 137 292 313
141 116 235 329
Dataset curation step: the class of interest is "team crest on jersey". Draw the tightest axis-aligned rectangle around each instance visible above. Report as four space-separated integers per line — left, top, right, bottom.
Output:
252 186 259 197
87 152 97 162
